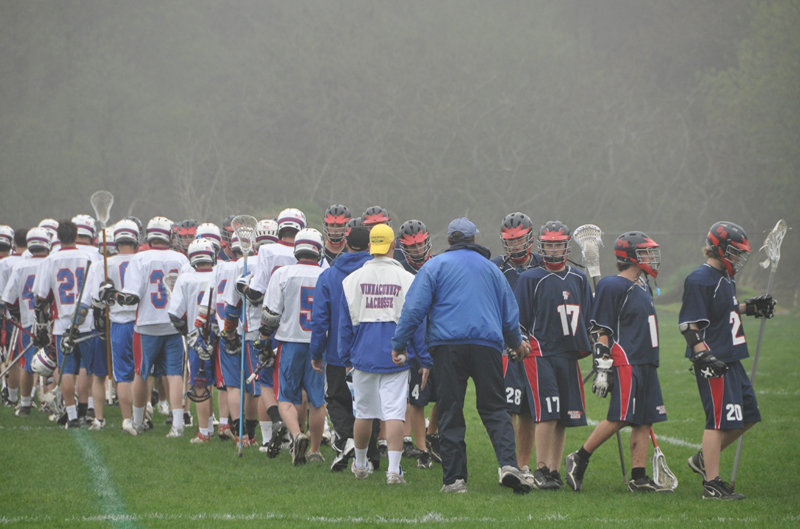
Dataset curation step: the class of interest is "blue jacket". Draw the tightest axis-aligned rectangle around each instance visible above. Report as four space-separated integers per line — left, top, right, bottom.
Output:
309 251 372 366
391 243 522 353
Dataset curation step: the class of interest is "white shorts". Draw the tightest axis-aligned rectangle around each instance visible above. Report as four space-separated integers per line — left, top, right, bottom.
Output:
352 369 409 422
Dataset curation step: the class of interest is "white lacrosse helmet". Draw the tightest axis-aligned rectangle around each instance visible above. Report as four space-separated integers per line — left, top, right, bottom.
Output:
72 214 96 239
294 228 323 259
26 227 52 252
188 238 217 268
0 225 13 248
146 216 174 244
31 348 57 377
98 227 117 255
38 219 59 241
114 219 140 244
255 219 279 249
277 208 306 236
196 222 222 251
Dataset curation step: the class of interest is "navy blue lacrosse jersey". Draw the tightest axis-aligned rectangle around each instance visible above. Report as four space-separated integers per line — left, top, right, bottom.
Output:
591 275 659 367
679 264 749 363
514 265 593 357
490 254 543 291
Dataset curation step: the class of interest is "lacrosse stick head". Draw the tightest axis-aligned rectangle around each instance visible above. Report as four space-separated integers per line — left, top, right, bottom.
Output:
90 191 114 228
651 447 678 490
161 271 180 300
186 377 212 403
759 219 787 271
231 215 258 255
572 224 603 279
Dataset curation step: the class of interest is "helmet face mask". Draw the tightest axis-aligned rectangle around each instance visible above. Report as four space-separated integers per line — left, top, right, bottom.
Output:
176 219 198 252
398 220 431 267
323 205 351 246
538 221 570 270
501 212 534 264
706 221 751 276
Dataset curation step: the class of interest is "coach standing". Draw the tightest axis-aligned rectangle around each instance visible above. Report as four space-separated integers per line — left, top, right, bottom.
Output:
391 218 532 494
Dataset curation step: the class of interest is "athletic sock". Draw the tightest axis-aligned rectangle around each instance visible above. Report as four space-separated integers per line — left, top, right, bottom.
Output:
172 409 183 429
88 397 94 409
67 404 78 421
132 406 145 426
266 405 281 423
246 419 258 440
355 448 368 468
20 396 32 407
388 450 402 475
199 427 210 437
77 402 87 419
578 447 592 461
231 418 241 438
260 421 273 442
8 387 18 403
219 417 229 426
631 467 646 481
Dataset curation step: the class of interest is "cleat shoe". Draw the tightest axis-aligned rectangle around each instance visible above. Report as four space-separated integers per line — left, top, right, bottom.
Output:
550 470 564 489
688 451 707 481
703 477 744 500
65 418 81 429
166 426 184 438
15 406 31 417
628 475 674 493
157 401 170 415
500 465 533 494
520 465 535 487
378 439 388 459
331 438 355 472
183 412 193 427
146 402 154 420
122 419 139 436
426 433 441 464
86 408 96 422
321 421 332 446
403 437 420 458
565 451 589 492
291 433 309 465
307 452 325 463
267 421 288 459
144 418 154 431
417 450 433 469
533 465 560 490
351 461 370 480
441 478 467 493
57 412 69 426
88 418 106 431
190 431 210 444
387 467 406 484
218 424 236 441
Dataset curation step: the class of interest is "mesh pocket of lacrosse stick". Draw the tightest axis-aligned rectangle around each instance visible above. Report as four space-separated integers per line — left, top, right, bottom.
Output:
161 272 180 300
650 430 678 490
572 224 603 279
759 219 788 270
90 190 114 225
231 215 259 254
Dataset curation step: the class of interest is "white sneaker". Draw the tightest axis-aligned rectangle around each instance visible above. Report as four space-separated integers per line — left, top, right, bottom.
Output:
351 461 370 480
88 418 106 431
166 426 184 438
146 402 154 420
122 419 139 436
157 401 170 416
322 420 332 446
387 467 406 484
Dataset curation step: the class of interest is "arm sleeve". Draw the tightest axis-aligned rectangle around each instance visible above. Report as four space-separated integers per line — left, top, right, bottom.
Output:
408 319 432 369
500 277 522 350
390 267 435 351
121 256 143 298
513 273 535 339
263 271 284 316
309 273 331 361
337 291 354 367
32 258 52 300
590 279 620 335
167 276 187 319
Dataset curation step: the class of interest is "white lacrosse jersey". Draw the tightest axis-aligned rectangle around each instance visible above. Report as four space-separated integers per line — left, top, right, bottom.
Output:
168 269 214 327
199 259 240 328
121 248 189 335
32 247 94 335
221 254 262 335
76 242 103 265
0 254 23 318
264 262 323 343
251 242 297 295
83 253 138 324
2 255 48 328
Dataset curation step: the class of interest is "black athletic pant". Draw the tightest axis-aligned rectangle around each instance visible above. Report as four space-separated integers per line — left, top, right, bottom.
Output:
325 364 381 466
433 343 517 485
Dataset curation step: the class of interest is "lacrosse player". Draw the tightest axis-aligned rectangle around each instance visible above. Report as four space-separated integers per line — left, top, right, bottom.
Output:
2 228 51 416
1 226 23 408
99 217 189 436
565 232 670 492
322 205 351 265
168 238 216 443
679 222 773 500
513 221 593 490
261 228 327 465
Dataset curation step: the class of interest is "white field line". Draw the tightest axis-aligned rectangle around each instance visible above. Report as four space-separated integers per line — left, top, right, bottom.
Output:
2 512 799 525
72 429 139 529
586 418 702 450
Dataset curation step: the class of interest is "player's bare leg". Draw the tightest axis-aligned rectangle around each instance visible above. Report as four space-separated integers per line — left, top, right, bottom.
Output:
630 424 650 469
117 381 132 421
408 404 427 451
551 423 567 471
279 400 304 438
702 424 755 479
307 403 327 453
353 417 373 468
534 420 558 469
77 367 90 413
92 375 106 421
19 370 34 404
516 412 535 468
5 362 20 404
583 419 626 453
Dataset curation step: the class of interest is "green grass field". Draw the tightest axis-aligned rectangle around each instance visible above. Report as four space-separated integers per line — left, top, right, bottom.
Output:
1 308 799 528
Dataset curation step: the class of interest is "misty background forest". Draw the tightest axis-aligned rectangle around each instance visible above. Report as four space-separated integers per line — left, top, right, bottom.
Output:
1 0 797 302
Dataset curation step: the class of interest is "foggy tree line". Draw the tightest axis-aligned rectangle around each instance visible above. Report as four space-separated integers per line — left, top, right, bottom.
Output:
0 1 797 299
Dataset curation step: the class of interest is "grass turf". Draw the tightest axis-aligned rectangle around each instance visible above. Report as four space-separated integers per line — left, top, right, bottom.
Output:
1 308 798 528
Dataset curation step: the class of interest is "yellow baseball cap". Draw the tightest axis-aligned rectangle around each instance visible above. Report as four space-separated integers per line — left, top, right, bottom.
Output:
369 224 395 255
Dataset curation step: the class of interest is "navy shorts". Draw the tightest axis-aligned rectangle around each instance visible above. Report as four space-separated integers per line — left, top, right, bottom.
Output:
503 356 526 415
111 322 135 382
522 353 587 427
696 360 760 430
408 363 436 407
276 341 324 408
607 364 667 425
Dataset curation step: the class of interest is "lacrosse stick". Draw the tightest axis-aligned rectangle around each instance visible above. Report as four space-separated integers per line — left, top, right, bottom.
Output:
187 288 213 403
231 215 258 457
573 224 626 485
731 219 787 490
650 428 678 490
1 326 19 365
90 191 114 380
160 271 190 409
